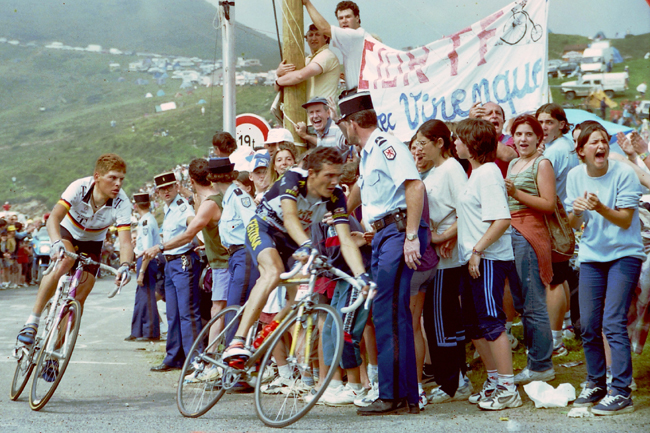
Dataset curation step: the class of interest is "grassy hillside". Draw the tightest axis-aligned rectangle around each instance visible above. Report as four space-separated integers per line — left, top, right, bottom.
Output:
0 43 275 207
0 0 280 67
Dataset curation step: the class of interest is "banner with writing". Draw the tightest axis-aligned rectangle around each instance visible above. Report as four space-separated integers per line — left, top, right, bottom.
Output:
358 0 550 141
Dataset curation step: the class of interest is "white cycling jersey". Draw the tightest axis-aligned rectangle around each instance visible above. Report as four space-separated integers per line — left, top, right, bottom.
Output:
58 176 132 242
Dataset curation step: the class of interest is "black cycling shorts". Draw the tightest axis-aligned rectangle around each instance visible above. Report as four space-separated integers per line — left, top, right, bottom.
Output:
60 226 103 276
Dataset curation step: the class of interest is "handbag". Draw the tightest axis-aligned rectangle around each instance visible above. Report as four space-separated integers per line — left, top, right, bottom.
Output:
531 157 575 262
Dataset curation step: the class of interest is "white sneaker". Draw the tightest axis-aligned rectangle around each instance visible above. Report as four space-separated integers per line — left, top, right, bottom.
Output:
304 384 343 405
478 385 523 410
323 384 367 406
184 365 221 383
419 390 428 410
261 376 293 394
354 382 378 407
428 378 474 403
280 379 313 396
514 367 555 385
469 380 496 404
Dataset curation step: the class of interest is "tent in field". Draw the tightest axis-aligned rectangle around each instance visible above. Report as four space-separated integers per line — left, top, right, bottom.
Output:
157 89 166 97
612 47 624 64
145 92 153 98
155 102 177 113
197 99 207 104
135 78 149 85
179 81 192 89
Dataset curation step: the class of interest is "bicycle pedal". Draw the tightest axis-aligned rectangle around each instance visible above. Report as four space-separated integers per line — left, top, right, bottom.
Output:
228 358 247 370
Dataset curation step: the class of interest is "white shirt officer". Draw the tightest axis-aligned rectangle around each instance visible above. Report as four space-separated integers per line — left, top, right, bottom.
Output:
135 212 159 256
219 183 256 249
358 129 420 224
161 195 195 255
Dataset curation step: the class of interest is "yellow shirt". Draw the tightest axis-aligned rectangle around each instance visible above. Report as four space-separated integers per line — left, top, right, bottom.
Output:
306 45 341 101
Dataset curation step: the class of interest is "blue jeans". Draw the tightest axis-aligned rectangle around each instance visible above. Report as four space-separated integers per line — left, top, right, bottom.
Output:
579 257 642 396
511 228 553 372
322 280 370 370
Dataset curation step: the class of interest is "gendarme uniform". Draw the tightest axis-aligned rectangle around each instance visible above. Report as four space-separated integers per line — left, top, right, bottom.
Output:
220 181 259 310
131 193 160 340
156 172 202 368
344 92 425 407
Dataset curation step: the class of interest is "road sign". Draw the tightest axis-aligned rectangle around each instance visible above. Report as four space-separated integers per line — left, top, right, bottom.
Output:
236 113 270 149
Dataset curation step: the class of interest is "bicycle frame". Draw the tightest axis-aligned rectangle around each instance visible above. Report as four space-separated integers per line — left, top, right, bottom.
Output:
193 249 367 382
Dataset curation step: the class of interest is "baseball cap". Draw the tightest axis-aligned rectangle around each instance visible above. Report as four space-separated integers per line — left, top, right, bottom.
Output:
7 225 16 232
264 128 294 145
252 151 270 171
302 97 328 109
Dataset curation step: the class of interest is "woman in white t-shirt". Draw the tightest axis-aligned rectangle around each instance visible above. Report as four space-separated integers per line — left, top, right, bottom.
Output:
454 118 520 411
414 120 473 404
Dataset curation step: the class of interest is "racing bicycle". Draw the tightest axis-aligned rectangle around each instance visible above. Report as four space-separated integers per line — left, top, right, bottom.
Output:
10 250 126 410
176 249 373 428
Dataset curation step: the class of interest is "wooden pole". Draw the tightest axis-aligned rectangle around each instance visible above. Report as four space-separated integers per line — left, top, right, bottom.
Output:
282 0 307 149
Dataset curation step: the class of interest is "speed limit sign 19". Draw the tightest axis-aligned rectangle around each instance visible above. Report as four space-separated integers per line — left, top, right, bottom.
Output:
236 114 270 149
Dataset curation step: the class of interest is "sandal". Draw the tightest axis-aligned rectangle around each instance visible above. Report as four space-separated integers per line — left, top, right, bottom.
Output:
17 323 38 345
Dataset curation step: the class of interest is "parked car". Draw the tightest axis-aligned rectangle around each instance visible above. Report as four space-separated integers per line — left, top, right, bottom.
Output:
548 61 580 78
636 100 650 117
560 72 627 100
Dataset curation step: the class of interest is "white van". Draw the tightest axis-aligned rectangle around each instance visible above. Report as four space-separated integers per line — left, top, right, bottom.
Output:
560 73 627 100
580 47 614 73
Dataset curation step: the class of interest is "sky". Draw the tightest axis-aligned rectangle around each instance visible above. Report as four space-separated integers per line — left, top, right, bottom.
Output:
207 0 650 50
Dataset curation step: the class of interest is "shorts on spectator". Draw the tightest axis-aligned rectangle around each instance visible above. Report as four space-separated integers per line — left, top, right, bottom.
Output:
210 267 231 302
410 268 436 297
461 259 511 341
550 260 571 285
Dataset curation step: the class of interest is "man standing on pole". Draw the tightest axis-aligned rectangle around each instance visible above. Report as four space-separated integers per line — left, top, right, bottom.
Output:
342 91 426 415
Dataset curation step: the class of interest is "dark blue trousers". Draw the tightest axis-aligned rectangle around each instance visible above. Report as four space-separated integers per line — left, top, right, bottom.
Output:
162 252 203 368
225 248 259 341
371 222 426 405
131 257 160 339
579 257 641 396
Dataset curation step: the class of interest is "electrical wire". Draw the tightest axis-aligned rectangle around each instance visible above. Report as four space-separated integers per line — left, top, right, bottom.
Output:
271 0 283 61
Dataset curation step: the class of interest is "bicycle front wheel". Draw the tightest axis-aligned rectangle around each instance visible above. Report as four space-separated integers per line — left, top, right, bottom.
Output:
255 303 343 428
10 299 54 401
177 305 241 418
29 299 82 411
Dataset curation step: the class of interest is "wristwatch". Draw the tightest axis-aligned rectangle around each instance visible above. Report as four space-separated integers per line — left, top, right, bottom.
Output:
158 243 165 252
406 233 418 241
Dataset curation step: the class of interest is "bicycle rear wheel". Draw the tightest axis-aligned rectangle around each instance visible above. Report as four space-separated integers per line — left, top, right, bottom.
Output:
29 299 82 411
10 299 54 401
255 303 343 428
177 305 241 418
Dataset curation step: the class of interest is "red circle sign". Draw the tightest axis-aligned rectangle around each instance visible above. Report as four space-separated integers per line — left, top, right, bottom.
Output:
236 114 270 149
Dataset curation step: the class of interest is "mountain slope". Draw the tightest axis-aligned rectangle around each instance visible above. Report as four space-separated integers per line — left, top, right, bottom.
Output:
0 0 280 66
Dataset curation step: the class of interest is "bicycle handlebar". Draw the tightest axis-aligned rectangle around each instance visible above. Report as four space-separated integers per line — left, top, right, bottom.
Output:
42 250 127 298
279 249 318 280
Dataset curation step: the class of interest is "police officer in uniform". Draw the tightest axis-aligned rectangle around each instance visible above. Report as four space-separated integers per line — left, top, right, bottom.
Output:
212 158 260 323
147 172 202 372
126 193 161 342
342 92 427 415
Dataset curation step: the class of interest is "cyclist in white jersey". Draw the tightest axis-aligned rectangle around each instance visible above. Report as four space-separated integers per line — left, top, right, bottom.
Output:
16 154 133 347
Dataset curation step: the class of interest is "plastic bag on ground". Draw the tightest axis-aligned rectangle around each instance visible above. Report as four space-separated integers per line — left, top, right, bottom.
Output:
522 381 576 408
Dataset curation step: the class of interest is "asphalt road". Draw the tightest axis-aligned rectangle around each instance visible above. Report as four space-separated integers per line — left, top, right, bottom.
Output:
0 279 647 433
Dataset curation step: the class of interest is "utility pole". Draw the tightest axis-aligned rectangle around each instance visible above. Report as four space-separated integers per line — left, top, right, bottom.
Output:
220 1 236 136
282 0 307 148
